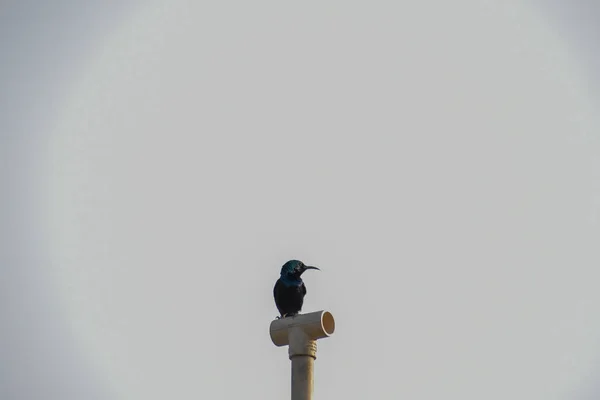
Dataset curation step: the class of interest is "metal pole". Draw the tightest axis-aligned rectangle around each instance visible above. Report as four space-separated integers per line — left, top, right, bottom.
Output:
269 310 335 400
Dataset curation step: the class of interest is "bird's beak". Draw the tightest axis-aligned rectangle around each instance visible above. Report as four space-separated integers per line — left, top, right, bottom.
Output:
303 266 320 271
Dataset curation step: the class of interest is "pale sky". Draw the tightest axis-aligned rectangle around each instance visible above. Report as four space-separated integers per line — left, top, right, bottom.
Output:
2 1 600 399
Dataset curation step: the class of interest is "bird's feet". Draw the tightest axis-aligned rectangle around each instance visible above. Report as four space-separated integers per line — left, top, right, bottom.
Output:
275 313 298 319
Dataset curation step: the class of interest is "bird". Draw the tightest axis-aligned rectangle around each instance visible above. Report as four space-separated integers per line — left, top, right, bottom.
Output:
273 259 320 319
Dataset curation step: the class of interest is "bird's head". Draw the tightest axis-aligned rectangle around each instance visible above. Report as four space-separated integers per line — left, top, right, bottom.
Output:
280 259 320 281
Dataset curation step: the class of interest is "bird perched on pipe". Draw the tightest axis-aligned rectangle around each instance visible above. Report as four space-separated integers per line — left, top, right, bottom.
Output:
274 260 320 319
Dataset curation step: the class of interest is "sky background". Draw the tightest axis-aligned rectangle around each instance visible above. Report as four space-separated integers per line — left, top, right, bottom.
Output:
1 1 600 399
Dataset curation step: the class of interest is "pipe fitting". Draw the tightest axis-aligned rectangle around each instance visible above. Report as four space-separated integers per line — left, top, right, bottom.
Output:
269 310 335 347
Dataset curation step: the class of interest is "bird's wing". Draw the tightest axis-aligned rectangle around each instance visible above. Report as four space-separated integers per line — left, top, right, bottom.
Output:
274 279 282 298
273 279 285 315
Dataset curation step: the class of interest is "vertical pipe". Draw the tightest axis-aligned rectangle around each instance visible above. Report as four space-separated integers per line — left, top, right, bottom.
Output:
270 311 335 399
291 353 314 400
288 328 317 400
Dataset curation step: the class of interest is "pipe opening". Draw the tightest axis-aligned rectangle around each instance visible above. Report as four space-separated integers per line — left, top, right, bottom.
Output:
321 311 335 335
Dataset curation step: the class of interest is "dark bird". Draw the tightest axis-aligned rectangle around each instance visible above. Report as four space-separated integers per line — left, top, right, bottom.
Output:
274 260 320 318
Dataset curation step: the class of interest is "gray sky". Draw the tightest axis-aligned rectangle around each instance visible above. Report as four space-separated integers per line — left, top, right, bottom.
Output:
2 1 600 399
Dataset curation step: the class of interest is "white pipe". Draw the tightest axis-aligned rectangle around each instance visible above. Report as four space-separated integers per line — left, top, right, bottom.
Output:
269 311 335 400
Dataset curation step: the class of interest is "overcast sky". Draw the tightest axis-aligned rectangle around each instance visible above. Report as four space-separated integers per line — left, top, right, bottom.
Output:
2 1 600 399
